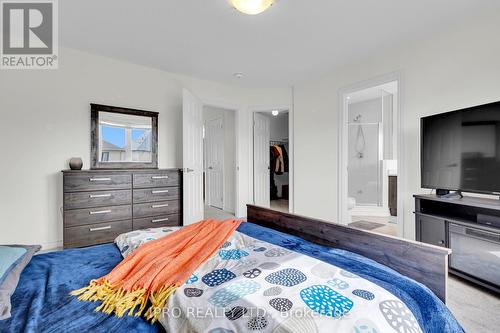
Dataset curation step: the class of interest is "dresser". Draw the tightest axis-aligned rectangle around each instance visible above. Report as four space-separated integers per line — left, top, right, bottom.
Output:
62 169 182 248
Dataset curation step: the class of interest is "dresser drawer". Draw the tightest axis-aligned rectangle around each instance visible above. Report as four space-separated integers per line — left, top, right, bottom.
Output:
64 190 132 210
64 174 132 192
64 205 132 227
133 171 180 188
133 214 181 230
64 220 132 248
133 200 181 218
133 187 180 204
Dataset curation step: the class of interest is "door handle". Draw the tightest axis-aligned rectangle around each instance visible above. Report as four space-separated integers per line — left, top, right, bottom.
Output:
208 166 214 170
184 168 195 173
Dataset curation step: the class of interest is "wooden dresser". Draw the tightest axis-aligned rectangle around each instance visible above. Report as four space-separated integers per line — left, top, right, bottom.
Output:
62 169 182 248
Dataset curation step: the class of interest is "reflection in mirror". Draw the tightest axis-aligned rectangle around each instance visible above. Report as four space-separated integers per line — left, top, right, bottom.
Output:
99 111 152 163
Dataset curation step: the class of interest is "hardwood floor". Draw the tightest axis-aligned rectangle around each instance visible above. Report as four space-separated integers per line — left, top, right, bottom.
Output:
270 199 289 213
350 215 398 236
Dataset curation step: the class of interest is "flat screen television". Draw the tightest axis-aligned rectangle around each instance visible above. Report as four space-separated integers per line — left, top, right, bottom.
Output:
421 101 500 195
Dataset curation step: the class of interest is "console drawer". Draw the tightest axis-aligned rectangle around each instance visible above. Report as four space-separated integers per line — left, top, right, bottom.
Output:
133 214 181 230
133 200 180 218
64 190 131 210
64 220 132 248
133 171 180 188
64 205 132 227
64 174 132 192
133 187 180 203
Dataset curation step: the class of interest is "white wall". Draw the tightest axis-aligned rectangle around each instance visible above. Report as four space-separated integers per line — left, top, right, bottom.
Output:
0 47 290 248
294 11 500 239
203 106 236 213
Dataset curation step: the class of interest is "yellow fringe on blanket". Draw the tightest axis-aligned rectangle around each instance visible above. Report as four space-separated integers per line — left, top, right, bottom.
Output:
70 280 178 323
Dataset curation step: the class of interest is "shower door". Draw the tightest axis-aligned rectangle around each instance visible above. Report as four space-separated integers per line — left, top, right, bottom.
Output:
348 123 381 206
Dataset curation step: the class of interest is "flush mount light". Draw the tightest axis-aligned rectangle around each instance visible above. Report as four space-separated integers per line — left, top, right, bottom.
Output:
233 72 244 79
229 0 274 15
272 110 279 116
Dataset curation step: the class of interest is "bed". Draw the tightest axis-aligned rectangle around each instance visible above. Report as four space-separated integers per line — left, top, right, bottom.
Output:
0 206 463 333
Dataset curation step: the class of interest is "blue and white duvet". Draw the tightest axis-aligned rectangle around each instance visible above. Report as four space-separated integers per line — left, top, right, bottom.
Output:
117 225 431 333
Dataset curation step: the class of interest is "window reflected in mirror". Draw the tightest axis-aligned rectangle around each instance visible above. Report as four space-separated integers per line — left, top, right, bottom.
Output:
98 111 153 163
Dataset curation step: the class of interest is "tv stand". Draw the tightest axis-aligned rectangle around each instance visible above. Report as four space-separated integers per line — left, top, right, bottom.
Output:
414 194 500 294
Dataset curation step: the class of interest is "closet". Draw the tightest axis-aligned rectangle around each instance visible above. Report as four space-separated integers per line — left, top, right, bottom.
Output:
268 112 289 212
253 110 289 212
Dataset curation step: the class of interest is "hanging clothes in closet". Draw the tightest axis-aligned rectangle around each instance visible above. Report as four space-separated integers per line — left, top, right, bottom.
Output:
270 143 288 200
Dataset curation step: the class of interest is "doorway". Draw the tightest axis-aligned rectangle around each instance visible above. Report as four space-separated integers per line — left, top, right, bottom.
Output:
203 106 237 220
253 110 290 213
339 76 402 237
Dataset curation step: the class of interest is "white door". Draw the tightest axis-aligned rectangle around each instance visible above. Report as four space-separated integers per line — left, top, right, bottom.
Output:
253 113 270 207
183 89 204 225
205 117 224 209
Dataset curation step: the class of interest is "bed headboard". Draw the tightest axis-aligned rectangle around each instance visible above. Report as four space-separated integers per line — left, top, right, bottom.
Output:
247 205 451 303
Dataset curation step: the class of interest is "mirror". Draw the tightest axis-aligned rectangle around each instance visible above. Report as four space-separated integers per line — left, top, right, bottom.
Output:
91 104 158 169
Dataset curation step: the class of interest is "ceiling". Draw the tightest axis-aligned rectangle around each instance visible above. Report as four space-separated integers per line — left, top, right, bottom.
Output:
60 0 497 88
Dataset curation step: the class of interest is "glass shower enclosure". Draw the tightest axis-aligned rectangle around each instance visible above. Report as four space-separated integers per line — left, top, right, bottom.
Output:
348 121 382 206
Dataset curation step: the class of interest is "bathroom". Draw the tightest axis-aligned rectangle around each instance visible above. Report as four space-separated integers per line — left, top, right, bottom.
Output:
346 81 398 236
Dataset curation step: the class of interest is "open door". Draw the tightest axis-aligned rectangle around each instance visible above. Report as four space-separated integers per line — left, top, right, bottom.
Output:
205 117 224 209
183 89 204 225
253 113 270 207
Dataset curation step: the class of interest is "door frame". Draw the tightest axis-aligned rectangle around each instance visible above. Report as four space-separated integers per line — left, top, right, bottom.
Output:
204 116 225 210
249 103 294 213
338 71 405 238
200 99 241 217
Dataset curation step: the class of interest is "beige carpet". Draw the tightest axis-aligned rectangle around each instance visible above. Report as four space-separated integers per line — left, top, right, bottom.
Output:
448 275 500 333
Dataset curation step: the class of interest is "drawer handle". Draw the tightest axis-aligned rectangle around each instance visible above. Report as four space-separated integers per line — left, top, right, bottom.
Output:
152 218 169 223
89 210 112 215
89 178 111 182
152 204 169 209
89 225 112 232
152 190 169 194
89 194 112 199
152 176 169 179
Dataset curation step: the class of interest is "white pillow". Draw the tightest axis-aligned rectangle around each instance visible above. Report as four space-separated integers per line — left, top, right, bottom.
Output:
114 227 180 258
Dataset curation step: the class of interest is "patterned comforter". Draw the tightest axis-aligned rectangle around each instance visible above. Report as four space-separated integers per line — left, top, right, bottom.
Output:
117 224 436 333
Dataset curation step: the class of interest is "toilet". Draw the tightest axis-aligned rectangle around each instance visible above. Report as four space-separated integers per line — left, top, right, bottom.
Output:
347 197 356 223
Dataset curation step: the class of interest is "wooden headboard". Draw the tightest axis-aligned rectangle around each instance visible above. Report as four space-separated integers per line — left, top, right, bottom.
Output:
247 205 451 303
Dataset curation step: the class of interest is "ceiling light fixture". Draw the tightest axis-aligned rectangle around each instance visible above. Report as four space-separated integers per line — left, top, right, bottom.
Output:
233 72 244 79
229 0 274 15
272 110 279 116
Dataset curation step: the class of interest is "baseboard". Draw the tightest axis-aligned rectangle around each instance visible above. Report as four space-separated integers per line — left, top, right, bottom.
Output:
39 240 63 253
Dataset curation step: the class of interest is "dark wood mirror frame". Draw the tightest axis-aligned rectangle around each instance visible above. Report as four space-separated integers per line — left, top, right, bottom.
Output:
90 104 159 169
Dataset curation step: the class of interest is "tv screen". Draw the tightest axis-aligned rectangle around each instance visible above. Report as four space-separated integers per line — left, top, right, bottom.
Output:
421 101 500 194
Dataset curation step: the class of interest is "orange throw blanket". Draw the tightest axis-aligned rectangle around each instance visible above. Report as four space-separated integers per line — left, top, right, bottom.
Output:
71 219 242 322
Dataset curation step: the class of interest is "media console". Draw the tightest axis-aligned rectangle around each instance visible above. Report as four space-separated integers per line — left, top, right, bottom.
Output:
415 194 500 293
